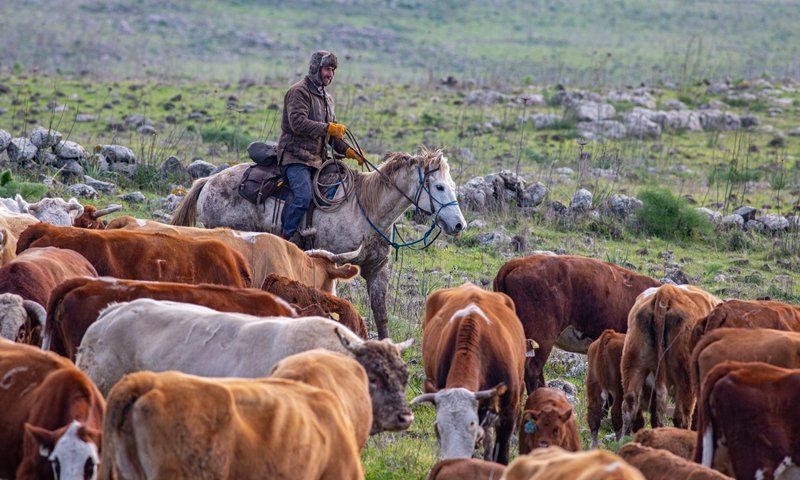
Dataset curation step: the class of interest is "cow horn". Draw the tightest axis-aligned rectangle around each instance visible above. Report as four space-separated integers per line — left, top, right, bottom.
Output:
22 300 46 329
26 203 39 213
90 204 123 219
410 393 437 406
67 201 83 212
393 338 414 352
331 243 364 263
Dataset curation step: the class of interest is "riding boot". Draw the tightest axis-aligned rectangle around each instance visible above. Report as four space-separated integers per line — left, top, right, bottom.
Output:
281 230 304 249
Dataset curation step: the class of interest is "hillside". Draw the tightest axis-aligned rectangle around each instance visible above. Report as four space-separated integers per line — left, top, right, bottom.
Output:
3 0 800 85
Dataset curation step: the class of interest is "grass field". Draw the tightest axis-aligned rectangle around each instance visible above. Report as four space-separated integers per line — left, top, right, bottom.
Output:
2 1 800 477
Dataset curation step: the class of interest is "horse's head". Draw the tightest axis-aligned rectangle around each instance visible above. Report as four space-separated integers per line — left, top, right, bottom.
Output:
416 149 465 235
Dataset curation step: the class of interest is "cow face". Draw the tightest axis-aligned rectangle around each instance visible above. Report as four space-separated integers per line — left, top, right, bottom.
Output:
27 198 84 226
26 420 101 480
412 384 506 460
338 332 414 433
519 407 572 451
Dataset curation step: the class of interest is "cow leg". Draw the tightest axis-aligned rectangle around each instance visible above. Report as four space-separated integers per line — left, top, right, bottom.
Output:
610 392 624 441
524 343 552 394
586 378 603 448
493 412 514 465
364 262 391 339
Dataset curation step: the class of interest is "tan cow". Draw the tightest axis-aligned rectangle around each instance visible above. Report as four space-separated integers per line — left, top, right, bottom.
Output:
16 223 252 287
428 458 506 480
100 370 363 480
0 205 39 265
691 327 800 400
0 339 105 480
413 283 526 464
633 427 697 460
106 216 360 293
270 349 372 451
619 442 729 480
501 446 645 480
519 387 580 453
621 284 721 433
262 273 367 338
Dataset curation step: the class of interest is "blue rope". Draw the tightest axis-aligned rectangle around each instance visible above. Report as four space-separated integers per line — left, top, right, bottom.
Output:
355 166 460 260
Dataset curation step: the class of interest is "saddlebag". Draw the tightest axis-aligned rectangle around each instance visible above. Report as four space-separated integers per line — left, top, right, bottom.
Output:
238 163 284 205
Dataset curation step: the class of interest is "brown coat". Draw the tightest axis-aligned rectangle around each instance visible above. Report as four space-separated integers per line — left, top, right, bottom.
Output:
278 76 347 169
619 442 729 480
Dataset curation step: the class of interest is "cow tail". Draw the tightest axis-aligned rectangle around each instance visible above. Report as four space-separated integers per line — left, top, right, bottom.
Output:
100 375 156 480
170 176 210 226
493 263 510 293
652 288 670 415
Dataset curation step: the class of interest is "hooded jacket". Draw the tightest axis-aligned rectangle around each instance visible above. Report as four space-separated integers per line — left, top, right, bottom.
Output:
277 51 348 169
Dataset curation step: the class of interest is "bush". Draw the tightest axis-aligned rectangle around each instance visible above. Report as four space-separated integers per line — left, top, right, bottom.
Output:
0 169 48 199
635 187 712 241
200 126 252 150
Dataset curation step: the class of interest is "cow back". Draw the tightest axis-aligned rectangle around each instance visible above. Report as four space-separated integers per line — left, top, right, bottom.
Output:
632 427 697 460
45 276 296 360
17 223 252 287
428 458 505 480
502 446 645 480
0 247 97 306
102 370 363 480
619 442 729 480
691 299 800 351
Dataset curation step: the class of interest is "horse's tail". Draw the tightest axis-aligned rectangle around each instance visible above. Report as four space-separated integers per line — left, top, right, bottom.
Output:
170 177 209 226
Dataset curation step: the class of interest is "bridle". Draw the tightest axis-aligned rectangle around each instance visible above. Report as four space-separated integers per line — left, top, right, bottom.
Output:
343 130 459 254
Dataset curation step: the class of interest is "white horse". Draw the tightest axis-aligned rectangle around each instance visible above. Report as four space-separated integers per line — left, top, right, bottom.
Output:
171 148 465 338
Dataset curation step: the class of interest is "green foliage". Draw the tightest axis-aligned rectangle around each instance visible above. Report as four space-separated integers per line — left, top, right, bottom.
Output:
0 169 48 199
635 188 712 241
708 165 763 186
200 126 252 150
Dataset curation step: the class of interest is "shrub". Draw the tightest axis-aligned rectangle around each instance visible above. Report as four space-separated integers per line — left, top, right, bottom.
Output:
0 169 48 199
200 126 252 150
634 187 712 241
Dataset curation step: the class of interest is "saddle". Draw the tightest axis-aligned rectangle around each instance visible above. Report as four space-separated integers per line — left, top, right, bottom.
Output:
238 143 351 246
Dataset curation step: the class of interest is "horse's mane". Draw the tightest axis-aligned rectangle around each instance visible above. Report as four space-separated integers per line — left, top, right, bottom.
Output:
357 147 448 210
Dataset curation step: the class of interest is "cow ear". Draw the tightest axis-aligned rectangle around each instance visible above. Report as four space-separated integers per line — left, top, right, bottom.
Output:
78 424 102 446
423 378 438 394
334 327 358 352
559 407 573 422
522 410 535 422
25 423 55 457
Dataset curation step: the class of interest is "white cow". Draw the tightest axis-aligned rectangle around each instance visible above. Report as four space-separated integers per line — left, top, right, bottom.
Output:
76 298 415 433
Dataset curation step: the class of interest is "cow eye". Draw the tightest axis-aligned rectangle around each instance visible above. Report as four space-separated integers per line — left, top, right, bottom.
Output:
84 457 96 478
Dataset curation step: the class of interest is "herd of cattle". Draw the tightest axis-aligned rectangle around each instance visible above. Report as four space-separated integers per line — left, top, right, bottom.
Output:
0 196 799 479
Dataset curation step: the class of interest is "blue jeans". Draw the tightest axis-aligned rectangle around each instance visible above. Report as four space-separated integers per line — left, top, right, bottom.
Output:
281 163 314 237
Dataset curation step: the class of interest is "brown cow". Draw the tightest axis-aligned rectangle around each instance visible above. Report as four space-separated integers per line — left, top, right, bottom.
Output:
16 223 252 287
43 276 297 360
586 329 654 448
106 215 360 293
632 427 697 461
71 204 122 229
691 299 800 351
0 247 98 345
501 446 645 480
412 283 526 465
621 284 720 433
428 458 506 480
619 442 729 480
0 339 105 480
519 387 580 453
270 349 372 451
100 370 363 480
691 327 800 400
262 273 367 338
494 254 661 393
695 361 800 480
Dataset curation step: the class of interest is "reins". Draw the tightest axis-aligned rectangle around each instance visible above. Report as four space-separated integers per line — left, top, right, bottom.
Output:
342 129 458 258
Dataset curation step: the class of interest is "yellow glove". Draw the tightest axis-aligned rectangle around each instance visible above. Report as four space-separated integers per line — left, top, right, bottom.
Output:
327 122 347 139
345 147 365 166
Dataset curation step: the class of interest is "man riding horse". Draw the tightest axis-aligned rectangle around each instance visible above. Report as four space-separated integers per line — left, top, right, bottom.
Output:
278 50 365 245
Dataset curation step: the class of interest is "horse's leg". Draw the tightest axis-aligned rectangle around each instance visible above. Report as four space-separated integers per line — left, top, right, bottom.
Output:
364 262 391 339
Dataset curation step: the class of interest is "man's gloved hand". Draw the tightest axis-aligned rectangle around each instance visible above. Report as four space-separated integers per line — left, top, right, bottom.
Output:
327 122 347 139
345 147 365 166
